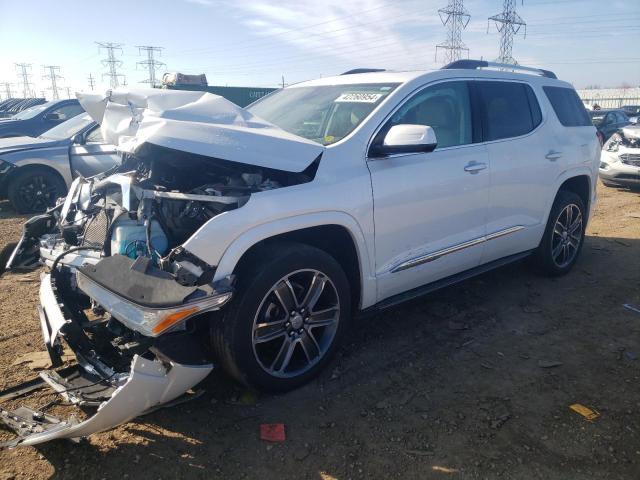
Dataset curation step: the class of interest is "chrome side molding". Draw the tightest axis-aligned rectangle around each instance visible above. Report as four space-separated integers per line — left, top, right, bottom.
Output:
390 225 525 273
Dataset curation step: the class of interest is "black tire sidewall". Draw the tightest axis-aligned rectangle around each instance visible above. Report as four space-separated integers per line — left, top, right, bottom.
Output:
7 167 67 214
214 242 351 392
535 190 586 276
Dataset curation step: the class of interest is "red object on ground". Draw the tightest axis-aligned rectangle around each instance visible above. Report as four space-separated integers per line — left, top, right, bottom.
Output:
260 423 286 442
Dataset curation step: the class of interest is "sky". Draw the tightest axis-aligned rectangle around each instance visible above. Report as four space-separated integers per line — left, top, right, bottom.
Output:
0 0 638 100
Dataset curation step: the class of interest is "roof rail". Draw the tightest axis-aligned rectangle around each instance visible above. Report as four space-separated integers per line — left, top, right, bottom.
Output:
442 59 557 79
341 68 386 75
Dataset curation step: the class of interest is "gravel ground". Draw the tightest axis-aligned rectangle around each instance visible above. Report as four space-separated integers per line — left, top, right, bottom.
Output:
0 183 639 480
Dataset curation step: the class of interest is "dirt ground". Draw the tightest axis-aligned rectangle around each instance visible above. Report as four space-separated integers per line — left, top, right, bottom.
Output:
0 182 638 480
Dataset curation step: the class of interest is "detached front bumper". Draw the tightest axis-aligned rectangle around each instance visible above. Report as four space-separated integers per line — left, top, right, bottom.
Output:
1 263 230 448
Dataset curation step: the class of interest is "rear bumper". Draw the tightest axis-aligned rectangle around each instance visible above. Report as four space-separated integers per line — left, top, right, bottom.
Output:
1 273 214 448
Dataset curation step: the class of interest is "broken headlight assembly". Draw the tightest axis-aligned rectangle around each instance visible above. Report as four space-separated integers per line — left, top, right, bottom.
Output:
76 255 233 338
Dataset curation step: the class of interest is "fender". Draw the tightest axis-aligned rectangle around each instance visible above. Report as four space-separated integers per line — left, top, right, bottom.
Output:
190 211 377 310
6 156 73 188
543 165 595 227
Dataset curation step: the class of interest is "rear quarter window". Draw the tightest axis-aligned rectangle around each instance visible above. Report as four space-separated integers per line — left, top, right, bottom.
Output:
543 86 591 127
476 81 542 141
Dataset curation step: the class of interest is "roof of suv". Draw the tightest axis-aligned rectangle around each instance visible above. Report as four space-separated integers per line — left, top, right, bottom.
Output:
290 67 572 89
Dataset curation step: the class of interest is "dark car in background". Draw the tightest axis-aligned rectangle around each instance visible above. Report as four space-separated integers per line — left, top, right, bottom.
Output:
0 99 84 138
622 105 640 125
589 109 632 143
0 113 119 212
0 98 47 119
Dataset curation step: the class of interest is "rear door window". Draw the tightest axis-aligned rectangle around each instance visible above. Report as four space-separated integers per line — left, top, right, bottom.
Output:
543 86 591 127
476 81 542 141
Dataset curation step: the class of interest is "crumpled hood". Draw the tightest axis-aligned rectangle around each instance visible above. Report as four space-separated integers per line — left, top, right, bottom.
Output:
77 88 324 173
621 125 640 140
0 135 64 155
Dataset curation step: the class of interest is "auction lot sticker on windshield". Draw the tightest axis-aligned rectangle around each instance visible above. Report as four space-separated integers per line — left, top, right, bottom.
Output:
335 92 383 103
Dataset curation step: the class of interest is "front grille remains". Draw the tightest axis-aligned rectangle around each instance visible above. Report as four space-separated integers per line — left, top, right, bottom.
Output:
620 153 640 166
82 210 110 247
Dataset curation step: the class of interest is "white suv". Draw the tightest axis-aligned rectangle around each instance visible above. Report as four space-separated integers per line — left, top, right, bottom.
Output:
4 60 600 446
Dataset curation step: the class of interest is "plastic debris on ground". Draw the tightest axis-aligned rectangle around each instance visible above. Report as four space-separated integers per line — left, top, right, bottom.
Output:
623 304 640 314
569 403 600 421
260 423 286 442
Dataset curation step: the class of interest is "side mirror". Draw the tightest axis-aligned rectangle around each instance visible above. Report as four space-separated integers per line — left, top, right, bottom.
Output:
376 124 438 156
71 133 84 145
44 112 61 121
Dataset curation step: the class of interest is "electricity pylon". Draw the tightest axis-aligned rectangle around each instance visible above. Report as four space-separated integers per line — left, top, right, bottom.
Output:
436 0 471 64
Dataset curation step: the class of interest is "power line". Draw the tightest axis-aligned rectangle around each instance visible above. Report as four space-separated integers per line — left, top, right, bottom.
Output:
15 63 34 98
175 4 431 60
174 0 420 56
42 65 63 100
2 83 16 100
488 0 527 64
436 0 471 64
88 73 95 91
96 42 125 88
137 46 165 87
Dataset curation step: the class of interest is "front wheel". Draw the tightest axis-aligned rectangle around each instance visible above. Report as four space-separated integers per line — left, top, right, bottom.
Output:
7 167 67 214
211 242 351 392
532 190 586 276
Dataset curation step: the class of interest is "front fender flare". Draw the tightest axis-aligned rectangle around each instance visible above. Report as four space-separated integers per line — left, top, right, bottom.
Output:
206 212 377 309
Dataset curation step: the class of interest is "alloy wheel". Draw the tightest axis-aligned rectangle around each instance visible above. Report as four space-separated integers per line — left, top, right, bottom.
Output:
251 269 340 378
551 203 583 268
16 174 60 212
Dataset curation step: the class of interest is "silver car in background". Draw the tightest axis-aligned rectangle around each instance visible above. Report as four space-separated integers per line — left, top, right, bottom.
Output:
0 114 120 213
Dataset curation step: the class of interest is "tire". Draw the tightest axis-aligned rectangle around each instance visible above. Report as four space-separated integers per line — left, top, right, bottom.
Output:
7 167 67 214
211 242 351 392
531 190 586 276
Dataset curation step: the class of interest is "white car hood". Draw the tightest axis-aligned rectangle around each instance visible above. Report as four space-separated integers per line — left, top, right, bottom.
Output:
77 88 324 173
621 125 640 140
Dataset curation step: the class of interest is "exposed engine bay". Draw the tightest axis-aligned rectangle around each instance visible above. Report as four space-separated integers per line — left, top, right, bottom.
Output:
9 144 317 284
605 126 640 151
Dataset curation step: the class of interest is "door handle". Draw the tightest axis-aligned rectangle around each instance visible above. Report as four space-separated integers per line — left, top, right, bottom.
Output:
464 161 487 174
546 150 562 161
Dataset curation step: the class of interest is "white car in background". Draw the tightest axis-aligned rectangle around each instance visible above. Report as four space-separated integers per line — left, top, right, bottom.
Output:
2 60 600 447
600 125 640 188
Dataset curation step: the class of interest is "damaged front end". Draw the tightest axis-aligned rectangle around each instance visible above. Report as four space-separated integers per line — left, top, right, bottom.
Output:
1 160 242 447
1 88 322 447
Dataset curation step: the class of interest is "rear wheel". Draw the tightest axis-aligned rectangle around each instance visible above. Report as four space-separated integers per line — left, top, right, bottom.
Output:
7 167 67 214
532 190 586 276
211 242 351 392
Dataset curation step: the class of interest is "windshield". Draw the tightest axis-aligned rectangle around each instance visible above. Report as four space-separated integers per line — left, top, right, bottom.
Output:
247 83 399 145
40 113 94 140
12 102 52 120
